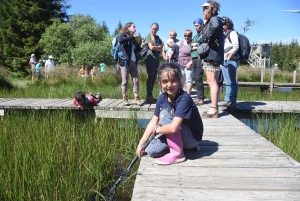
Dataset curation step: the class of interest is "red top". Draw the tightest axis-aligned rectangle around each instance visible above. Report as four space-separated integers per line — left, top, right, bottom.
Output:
73 94 98 107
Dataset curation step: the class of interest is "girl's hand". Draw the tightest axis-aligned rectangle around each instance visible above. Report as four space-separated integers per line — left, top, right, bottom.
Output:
136 143 144 157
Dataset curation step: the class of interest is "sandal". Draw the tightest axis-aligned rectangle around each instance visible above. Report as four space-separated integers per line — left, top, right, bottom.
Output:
201 107 218 118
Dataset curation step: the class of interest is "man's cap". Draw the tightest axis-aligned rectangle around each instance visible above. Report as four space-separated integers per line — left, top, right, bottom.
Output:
194 18 204 25
31 54 35 57
48 55 54 59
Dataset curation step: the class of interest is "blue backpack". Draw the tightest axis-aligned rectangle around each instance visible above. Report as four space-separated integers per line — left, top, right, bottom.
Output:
111 34 128 67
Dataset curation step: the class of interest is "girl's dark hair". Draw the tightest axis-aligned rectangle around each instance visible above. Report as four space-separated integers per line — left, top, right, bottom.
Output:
223 16 234 29
75 91 85 101
158 63 183 89
120 22 134 34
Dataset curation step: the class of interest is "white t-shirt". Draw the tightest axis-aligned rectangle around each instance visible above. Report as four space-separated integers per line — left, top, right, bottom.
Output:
45 59 55 69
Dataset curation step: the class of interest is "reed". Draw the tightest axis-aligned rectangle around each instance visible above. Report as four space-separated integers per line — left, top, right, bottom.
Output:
0 110 143 200
253 113 300 162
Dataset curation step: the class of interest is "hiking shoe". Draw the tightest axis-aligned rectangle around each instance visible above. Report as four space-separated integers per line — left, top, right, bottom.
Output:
135 96 143 106
227 102 237 109
218 100 230 106
195 98 204 106
123 96 130 106
145 96 157 104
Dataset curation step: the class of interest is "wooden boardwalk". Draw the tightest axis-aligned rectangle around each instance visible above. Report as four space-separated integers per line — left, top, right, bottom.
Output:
0 98 300 200
132 110 300 201
1 98 300 118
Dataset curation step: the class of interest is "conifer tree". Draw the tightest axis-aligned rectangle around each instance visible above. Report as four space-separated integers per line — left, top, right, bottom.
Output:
0 0 70 76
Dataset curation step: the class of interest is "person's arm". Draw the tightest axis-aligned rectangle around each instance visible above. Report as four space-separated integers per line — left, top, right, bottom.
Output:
186 60 193 69
169 50 174 61
227 31 239 61
136 115 159 157
162 43 168 61
118 33 136 44
148 42 162 51
207 17 221 43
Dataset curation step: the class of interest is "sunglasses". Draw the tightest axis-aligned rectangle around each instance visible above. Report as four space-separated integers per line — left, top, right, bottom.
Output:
203 6 208 11
184 35 192 38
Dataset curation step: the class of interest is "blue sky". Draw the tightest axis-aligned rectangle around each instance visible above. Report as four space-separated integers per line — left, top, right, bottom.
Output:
67 0 300 44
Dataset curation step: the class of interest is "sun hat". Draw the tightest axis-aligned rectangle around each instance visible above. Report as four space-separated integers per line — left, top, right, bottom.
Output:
194 18 204 25
201 2 210 7
48 55 54 59
31 54 35 57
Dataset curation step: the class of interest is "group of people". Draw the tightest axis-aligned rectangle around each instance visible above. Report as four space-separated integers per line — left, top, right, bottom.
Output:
135 0 239 165
77 63 106 80
74 0 240 166
29 54 55 81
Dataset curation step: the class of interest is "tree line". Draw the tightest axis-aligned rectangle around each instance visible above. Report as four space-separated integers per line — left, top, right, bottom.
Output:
1 0 299 78
270 39 300 71
0 0 120 77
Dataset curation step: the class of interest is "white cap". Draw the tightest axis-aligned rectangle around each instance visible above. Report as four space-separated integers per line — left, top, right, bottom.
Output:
201 2 210 7
48 55 54 59
31 54 35 57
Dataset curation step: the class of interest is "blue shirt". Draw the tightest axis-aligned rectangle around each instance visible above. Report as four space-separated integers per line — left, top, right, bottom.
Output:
154 89 203 141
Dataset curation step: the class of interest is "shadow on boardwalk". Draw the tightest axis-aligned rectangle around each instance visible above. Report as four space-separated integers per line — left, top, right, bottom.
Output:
185 140 219 160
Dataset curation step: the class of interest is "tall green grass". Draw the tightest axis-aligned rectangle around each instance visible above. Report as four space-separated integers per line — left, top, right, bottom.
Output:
253 113 300 162
0 110 143 200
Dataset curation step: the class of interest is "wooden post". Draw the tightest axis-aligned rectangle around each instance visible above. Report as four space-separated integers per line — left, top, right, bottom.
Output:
270 70 274 93
261 70 264 83
293 71 296 83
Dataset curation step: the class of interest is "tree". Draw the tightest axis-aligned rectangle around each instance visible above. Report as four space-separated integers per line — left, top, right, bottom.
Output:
242 18 258 35
0 0 70 76
101 21 109 34
113 21 123 36
38 19 74 64
39 14 114 66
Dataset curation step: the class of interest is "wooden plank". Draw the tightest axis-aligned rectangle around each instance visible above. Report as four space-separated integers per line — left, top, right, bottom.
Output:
95 110 153 119
132 188 300 201
137 165 300 178
134 175 300 190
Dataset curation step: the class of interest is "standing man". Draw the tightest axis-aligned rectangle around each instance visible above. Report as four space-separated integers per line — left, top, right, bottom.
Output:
191 18 205 105
30 54 37 81
162 30 180 62
45 55 55 79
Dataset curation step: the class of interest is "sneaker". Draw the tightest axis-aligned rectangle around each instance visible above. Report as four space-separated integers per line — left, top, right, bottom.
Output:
145 96 157 104
218 100 230 106
135 96 143 106
195 98 204 106
123 96 130 106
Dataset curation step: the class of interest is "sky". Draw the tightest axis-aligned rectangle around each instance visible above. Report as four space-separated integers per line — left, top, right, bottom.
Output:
66 0 300 44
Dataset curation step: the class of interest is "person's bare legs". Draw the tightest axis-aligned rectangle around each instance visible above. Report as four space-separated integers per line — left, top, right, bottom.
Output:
206 70 219 114
186 84 193 95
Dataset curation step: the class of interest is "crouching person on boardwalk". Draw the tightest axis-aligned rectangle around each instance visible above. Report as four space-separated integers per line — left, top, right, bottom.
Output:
73 91 102 110
136 63 204 165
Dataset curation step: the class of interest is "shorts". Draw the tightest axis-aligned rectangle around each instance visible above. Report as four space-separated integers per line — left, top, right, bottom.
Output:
203 61 220 72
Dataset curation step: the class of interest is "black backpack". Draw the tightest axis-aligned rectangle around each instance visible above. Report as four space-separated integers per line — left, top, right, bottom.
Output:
227 30 251 60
